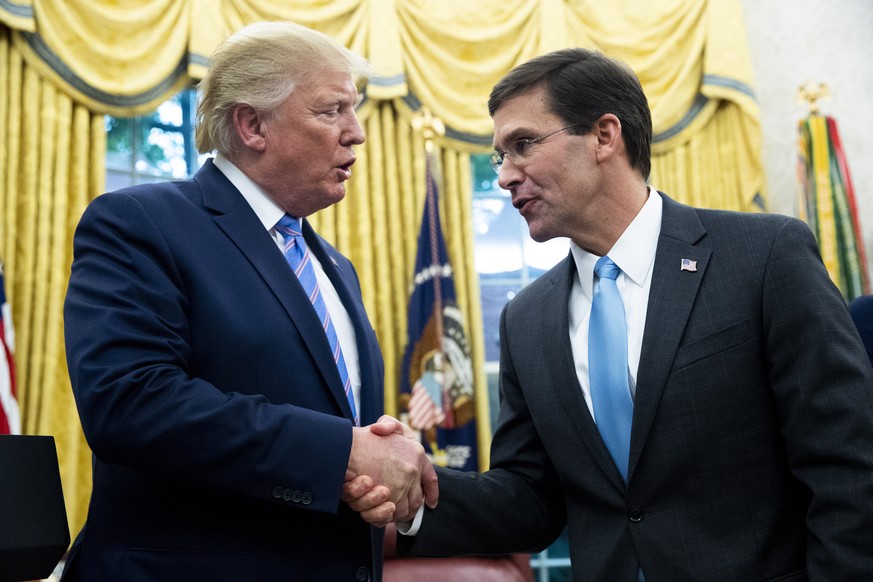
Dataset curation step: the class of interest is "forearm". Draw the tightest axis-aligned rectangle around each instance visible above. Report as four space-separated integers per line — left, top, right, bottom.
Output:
400 466 564 557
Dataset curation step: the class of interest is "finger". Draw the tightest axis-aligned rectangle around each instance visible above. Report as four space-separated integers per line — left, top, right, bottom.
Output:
368 416 403 436
359 502 397 528
406 483 424 514
393 496 411 521
341 474 374 503
382 415 418 440
421 462 439 509
346 484 391 513
394 507 420 524
397 423 418 440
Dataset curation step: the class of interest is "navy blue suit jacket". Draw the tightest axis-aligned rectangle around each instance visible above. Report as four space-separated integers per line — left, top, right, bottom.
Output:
62 160 385 581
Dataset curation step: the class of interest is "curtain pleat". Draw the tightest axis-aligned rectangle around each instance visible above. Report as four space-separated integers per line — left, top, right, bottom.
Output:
650 101 764 211
0 27 102 536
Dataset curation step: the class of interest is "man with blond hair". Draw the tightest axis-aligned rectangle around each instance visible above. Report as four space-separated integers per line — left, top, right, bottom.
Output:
62 21 435 582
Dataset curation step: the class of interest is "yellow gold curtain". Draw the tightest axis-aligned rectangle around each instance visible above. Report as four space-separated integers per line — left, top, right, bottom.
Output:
0 0 765 537
0 25 101 535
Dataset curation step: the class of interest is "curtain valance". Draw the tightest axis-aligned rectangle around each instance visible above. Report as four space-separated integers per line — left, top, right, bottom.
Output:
2 0 759 152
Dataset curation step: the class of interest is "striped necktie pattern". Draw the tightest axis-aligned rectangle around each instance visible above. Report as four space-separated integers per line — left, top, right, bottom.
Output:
275 215 358 426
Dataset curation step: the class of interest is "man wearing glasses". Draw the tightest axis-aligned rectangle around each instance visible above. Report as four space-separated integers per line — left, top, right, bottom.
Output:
347 47 873 580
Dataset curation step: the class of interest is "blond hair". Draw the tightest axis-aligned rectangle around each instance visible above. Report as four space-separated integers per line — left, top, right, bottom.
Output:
195 21 372 156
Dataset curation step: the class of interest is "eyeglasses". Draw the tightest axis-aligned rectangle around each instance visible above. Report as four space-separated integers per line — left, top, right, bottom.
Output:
490 123 580 173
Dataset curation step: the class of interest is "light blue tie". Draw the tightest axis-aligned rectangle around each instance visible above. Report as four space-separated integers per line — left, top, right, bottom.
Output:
589 256 633 482
275 215 358 426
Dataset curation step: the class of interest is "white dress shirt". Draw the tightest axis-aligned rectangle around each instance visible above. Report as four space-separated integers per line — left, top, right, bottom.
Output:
569 187 662 420
212 154 362 414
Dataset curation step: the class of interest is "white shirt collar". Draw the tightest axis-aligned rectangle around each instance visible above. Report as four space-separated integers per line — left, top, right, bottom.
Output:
570 187 662 298
213 154 287 230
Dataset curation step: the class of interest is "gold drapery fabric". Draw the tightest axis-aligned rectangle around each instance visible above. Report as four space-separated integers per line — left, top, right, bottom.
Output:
1 0 764 536
5 0 765 207
0 25 101 535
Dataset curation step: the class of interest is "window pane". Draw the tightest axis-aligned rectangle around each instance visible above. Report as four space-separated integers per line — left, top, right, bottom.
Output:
105 116 134 173
138 125 188 179
523 233 570 274
473 195 524 275
478 280 521 361
105 88 203 189
105 169 134 192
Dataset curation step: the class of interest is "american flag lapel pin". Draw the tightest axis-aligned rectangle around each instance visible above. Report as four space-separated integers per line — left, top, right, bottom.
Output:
680 258 697 272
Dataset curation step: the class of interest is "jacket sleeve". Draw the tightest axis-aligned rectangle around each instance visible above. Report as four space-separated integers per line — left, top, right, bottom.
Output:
64 191 354 514
763 218 873 576
399 304 566 557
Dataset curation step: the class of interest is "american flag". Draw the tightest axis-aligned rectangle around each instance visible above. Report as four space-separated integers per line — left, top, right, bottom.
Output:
680 258 697 272
0 263 20 435
399 161 479 471
407 381 445 431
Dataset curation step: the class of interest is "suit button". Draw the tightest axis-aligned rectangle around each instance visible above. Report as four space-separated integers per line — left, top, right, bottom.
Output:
272 486 283 499
628 506 644 522
282 488 293 501
354 566 369 581
301 492 312 505
291 490 302 503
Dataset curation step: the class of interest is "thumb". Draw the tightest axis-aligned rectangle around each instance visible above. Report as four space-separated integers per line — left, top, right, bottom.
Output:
368 415 404 436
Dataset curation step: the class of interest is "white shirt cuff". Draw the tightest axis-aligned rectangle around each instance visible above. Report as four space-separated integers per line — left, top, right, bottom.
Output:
395 504 425 536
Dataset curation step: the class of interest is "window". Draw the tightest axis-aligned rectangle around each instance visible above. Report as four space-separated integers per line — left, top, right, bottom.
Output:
105 88 207 191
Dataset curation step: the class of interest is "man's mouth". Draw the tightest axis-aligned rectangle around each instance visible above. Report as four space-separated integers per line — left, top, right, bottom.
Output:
338 159 355 179
513 196 533 211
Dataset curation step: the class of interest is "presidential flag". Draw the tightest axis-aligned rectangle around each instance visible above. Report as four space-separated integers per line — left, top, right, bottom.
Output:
0 261 20 435
399 161 478 472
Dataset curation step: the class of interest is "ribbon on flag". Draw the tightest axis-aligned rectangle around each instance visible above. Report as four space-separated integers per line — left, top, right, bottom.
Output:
797 111 869 301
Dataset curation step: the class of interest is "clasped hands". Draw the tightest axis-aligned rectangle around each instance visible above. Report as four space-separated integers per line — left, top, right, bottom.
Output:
344 415 438 527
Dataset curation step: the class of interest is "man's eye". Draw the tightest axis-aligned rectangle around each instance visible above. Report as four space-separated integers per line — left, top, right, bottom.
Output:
512 139 534 157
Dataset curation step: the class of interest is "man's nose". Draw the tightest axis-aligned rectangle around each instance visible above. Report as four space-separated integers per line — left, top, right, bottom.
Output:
496 157 522 190
345 114 366 145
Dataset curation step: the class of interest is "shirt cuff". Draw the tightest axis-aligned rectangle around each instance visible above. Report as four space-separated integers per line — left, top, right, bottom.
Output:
395 504 425 536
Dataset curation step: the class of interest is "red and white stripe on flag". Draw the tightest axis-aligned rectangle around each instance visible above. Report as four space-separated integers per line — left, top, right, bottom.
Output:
407 382 444 431
0 266 20 435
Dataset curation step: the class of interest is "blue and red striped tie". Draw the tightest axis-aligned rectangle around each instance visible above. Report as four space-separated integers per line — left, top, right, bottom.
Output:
275 215 358 426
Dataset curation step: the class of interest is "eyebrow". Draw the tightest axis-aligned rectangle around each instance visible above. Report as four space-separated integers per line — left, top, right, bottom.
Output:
493 127 532 151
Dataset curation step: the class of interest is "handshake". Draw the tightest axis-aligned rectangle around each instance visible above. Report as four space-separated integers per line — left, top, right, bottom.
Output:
343 415 439 527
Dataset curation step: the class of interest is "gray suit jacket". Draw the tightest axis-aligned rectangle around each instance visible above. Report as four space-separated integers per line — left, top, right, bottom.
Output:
401 194 873 581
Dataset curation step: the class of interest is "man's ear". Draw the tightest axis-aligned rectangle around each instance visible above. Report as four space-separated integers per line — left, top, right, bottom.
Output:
233 104 267 152
593 113 622 164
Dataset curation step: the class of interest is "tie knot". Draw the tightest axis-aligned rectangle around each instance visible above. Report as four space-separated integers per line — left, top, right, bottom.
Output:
595 256 620 281
275 214 302 241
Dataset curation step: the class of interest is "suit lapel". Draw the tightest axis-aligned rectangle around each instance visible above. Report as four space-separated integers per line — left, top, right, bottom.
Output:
541 256 629 490
628 194 710 480
194 161 356 421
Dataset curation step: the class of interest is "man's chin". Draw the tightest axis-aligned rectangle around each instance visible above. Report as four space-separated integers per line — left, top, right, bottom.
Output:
525 221 554 243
